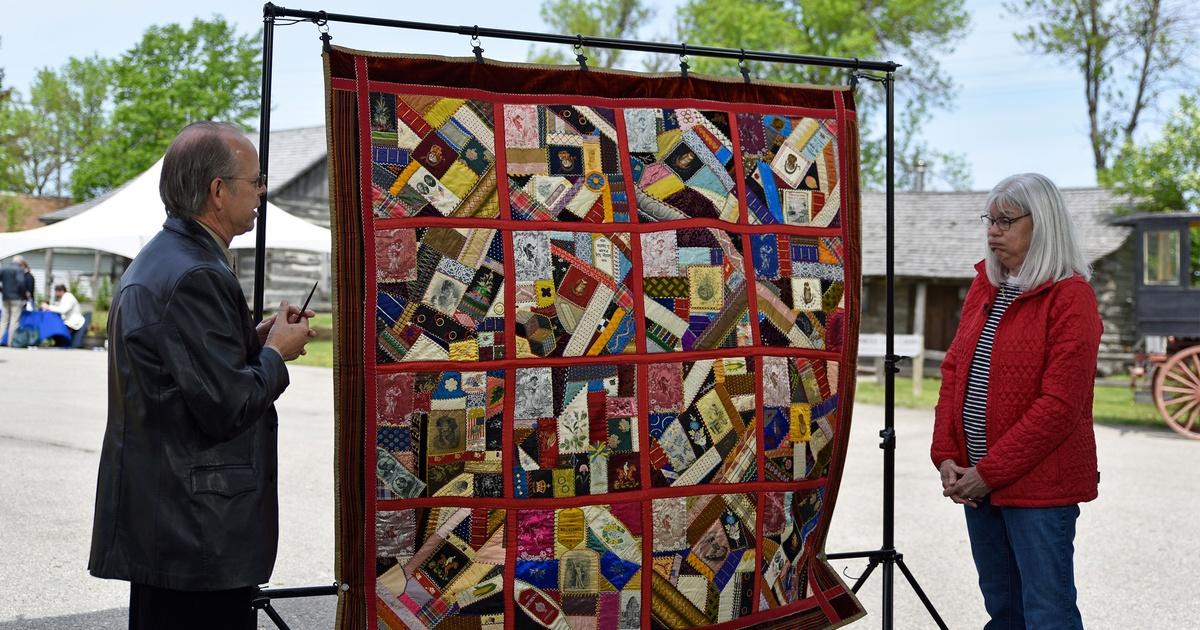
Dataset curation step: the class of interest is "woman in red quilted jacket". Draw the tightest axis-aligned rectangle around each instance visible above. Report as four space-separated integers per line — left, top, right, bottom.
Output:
931 173 1101 629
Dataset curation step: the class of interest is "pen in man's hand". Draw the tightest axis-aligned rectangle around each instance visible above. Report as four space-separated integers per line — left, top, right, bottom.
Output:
295 281 318 323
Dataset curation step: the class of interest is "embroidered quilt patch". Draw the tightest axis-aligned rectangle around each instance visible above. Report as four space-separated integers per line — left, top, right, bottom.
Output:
330 50 863 629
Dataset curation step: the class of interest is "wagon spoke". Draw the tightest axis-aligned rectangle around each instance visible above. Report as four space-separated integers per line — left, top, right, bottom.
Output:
1185 408 1199 432
1177 361 1200 389
1169 399 1198 423
1160 385 1198 395
1164 367 1200 389
1161 394 1197 407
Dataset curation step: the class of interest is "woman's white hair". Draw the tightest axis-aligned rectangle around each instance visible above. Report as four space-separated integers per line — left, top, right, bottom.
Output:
984 172 1090 288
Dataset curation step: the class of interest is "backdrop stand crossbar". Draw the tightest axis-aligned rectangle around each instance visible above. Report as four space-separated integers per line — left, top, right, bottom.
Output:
252 4 933 629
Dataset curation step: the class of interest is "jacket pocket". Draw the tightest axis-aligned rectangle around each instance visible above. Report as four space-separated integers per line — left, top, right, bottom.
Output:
190 464 258 498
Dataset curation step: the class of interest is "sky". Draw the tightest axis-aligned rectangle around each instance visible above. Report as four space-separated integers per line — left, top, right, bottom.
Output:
1 0 1184 192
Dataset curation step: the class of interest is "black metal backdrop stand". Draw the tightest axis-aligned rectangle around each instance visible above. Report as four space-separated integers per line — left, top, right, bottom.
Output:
249 3 941 628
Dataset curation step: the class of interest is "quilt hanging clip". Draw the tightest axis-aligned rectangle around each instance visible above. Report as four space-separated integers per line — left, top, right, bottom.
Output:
739 48 752 84
471 25 484 63
679 42 690 79
315 11 331 54
574 35 589 71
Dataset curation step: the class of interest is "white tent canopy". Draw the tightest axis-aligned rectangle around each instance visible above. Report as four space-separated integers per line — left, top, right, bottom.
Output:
0 158 331 261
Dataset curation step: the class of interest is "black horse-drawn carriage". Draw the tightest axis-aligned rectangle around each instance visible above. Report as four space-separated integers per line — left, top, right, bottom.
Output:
1117 212 1200 439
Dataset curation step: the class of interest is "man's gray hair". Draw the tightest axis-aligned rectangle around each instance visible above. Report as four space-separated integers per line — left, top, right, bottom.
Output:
983 172 1090 288
159 121 245 219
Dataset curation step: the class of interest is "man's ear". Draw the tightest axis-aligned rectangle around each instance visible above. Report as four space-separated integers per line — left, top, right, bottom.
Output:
209 178 225 211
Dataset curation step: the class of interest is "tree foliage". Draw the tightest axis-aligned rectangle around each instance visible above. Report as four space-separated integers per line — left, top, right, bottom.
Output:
530 0 655 67
529 0 972 190
1006 0 1196 175
1102 93 1200 212
70 17 260 200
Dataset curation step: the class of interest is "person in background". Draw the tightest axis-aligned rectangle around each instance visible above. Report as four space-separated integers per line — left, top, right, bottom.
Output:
18 257 35 308
0 255 31 346
88 121 315 630
41 283 86 337
931 173 1101 629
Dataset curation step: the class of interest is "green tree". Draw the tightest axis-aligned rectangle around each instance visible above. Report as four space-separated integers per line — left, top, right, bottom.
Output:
71 17 260 200
1006 0 1196 175
530 0 972 190
530 0 655 68
3 56 113 197
675 0 971 190
1102 93 1200 213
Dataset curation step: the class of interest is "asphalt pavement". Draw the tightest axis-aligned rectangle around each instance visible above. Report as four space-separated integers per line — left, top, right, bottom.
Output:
1 347 1196 628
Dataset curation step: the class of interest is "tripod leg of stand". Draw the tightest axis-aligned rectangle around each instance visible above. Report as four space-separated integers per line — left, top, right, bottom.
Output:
895 555 948 630
851 557 880 593
255 599 293 630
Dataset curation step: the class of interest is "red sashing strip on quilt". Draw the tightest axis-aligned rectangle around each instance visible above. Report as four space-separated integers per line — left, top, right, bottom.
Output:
330 49 864 630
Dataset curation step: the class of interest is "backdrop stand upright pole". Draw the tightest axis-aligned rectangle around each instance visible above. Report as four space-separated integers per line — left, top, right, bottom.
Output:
824 73 948 630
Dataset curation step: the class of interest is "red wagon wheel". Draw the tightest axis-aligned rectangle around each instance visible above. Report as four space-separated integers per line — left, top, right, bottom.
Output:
1153 345 1200 440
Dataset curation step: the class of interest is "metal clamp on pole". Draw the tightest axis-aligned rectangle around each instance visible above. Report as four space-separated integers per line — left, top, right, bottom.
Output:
316 11 331 53
679 42 689 78
574 35 588 71
471 25 484 63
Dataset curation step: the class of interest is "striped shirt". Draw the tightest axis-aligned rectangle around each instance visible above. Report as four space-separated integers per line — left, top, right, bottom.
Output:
962 282 1021 466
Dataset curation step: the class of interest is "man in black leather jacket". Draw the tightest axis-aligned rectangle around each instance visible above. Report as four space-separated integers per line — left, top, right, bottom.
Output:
88 121 316 629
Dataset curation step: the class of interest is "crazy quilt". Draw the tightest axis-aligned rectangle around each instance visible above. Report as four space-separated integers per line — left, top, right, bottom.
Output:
327 49 864 630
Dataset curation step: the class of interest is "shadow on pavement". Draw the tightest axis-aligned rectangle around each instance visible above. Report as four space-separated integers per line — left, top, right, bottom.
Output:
1 596 337 630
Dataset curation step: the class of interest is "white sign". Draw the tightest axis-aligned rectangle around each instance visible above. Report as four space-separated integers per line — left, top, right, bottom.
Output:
858 333 923 358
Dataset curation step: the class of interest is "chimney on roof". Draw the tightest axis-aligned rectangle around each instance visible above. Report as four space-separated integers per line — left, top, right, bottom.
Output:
914 159 926 192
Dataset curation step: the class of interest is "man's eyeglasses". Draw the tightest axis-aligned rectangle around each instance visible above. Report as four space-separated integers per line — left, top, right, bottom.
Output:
980 213 1030 231
223 173 268 189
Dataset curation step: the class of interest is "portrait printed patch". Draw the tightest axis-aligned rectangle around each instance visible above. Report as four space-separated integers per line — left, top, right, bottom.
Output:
369 93 498 219
514 503 644 629
375 370 505 499
512 231 636 357
736 113 840 226
650 493 757 625
760 489 824 610
625 108 739 222
761 356 839 482
513 364 641 498
645 358 757 487
640 228 753 352
375 507 507 629
375 227 505 363
751 234 846 351
504 104 630 222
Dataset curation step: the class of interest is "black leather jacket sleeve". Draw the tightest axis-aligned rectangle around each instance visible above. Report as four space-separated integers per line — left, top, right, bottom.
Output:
146 267 289 441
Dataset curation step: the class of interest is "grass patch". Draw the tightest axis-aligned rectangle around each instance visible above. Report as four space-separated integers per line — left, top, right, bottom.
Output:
855 376 1164 429
294 339 333 368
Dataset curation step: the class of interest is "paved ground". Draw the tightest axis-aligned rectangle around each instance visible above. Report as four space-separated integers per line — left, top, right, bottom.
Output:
1 347 1196 628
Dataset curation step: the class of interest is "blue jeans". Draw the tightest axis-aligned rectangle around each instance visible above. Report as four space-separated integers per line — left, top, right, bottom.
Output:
964 497 1083 629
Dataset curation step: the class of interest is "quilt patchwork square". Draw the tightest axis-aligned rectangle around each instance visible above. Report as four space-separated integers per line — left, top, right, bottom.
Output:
375 507 507 629
625 108 739 222
512 231 637 357
761 357 839 482
514 504 644 629
513 364 641 498
505 104 629 222
761 489 824 610
751 234 846 351
651 493 757 625
640 228 752 352
736 113 840 227
645 358 757 487
375 227 506 363
370 93 499 219
375 370 505 499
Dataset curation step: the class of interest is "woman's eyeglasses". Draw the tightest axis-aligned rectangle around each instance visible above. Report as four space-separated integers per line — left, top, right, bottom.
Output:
980 213 1030 231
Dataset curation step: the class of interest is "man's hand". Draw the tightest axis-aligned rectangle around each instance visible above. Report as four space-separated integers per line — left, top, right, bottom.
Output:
943 464 991 508
263 300 316 361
